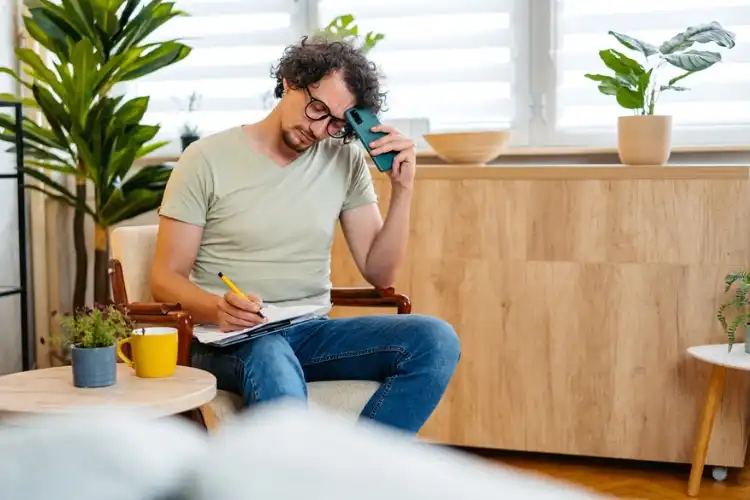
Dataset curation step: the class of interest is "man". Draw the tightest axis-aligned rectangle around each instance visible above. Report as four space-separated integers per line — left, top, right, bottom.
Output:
150 36 460 434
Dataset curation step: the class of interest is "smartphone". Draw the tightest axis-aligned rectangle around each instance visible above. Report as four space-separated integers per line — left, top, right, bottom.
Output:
344 107 396 172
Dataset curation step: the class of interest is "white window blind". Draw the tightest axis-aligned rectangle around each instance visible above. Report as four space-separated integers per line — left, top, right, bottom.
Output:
131 0 306 154
316 0 519 135
550 0 750 147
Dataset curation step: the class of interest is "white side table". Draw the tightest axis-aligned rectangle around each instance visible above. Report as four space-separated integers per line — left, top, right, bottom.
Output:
686 343 750 497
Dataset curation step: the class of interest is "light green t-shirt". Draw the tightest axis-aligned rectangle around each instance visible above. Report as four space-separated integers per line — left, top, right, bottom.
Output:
158 125 378 307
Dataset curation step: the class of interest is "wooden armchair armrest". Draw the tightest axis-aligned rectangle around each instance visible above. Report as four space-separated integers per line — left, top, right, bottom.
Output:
331 287 412 314
121 302 183 316
116 303 194 367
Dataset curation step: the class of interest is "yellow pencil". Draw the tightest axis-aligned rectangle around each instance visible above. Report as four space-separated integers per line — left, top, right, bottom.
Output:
218 272 247 300
218 272 265 318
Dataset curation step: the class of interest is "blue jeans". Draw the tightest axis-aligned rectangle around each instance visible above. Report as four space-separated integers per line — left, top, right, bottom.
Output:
191 314 460 434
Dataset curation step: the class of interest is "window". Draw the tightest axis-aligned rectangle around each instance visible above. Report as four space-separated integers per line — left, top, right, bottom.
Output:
130 0 521 154
130 0 307 154
316 0 519 134
545 0 750 147
129 0 750 154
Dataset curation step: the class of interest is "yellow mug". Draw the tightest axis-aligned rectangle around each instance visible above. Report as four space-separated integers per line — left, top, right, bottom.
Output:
116 327 178 378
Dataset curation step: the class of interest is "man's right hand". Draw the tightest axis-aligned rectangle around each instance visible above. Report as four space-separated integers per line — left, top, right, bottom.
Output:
217 291 267 332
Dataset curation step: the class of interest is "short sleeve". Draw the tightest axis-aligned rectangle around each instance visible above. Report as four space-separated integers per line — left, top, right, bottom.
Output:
158 142 214 227
342 146 378 212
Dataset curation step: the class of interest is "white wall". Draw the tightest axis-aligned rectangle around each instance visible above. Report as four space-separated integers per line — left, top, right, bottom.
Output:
0 0 23 374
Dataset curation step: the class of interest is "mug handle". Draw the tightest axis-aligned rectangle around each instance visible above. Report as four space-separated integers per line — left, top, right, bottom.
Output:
116 338 134 367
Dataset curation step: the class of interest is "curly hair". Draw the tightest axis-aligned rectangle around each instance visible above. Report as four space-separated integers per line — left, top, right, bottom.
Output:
271 36 387 141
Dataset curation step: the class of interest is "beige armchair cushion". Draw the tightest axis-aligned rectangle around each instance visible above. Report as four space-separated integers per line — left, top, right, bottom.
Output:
110 225 379 422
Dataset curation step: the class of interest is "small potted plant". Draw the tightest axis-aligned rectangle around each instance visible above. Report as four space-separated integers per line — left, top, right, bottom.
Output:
717 271 750 353
180 121 200 151
59 305 133 388
584 21 736 166
177 91 202 151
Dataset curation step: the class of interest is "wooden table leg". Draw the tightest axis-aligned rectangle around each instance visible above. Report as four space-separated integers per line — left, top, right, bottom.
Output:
199 403 220 433
687 365 727 497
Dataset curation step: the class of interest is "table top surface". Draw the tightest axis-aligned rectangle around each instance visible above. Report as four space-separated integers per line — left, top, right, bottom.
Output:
687 343 750 371
0 364 217 418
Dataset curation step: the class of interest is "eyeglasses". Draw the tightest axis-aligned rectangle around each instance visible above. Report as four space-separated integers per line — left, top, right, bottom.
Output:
303 87 349 139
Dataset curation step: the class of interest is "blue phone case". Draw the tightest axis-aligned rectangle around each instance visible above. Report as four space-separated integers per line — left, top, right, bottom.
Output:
344 107 396 172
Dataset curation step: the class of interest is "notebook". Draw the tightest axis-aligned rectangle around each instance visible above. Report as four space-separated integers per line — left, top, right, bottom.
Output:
193 304 329 347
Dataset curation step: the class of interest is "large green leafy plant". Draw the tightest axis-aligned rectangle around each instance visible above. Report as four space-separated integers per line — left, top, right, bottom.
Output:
0 0 191 308
584 21 736 115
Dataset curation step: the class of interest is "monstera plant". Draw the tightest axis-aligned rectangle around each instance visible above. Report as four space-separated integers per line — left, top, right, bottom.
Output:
0 0 191 308
583 21 736 166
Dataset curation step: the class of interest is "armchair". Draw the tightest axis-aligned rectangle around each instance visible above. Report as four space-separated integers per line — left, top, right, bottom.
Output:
109 225 411 430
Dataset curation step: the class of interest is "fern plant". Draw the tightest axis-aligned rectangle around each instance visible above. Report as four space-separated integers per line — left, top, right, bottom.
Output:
717 271 750 352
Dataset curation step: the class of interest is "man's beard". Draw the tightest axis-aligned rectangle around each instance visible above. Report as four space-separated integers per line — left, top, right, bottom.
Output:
282 129 310 153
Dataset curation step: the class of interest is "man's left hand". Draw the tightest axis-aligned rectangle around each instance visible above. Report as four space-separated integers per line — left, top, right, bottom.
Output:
368 125 416 193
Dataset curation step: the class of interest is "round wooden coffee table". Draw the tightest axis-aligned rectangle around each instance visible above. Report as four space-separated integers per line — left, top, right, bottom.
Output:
0 364 217 419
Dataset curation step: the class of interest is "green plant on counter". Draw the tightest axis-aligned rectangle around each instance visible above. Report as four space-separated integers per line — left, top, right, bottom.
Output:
0 0 192 308
717 271 750 352
59 304 133 350
316 14 385 54
584 21 736 116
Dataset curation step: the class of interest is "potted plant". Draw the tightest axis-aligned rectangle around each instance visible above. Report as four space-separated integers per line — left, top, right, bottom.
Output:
717 271 750 353
178 91 202 151
181 122 200 151
584 21 736 166
59 305 133 388
0 0 191 309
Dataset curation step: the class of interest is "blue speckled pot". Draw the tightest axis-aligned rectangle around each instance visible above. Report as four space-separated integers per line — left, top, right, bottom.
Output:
71 344 116 388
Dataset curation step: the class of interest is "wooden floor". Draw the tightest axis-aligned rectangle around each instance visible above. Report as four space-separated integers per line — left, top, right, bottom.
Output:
471 449 750 499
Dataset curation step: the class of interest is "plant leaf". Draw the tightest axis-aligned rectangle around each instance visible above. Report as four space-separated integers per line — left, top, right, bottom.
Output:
23 14 69 62
0 66 33 92
32 83 71 146
0 112 68 151
0 93 39 109
615 87 644 109
598 49 646 76
660 85 689 92
22 165 83 208
24 183 79 210
117 42 192 81
27 1 85 43
135 139 169 159
668 71 696 86
663 50 721 72
608 31 658 57
660 21 736 54
98 186 163 226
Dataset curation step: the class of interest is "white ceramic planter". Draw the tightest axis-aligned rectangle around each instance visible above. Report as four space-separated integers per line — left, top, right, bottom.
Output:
617 115 673 166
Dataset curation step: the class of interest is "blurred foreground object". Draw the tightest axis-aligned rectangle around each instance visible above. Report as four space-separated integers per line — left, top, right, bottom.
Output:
0 402 609 499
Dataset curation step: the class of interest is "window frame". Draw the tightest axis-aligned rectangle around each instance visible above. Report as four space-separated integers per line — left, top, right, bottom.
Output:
536 0 750 149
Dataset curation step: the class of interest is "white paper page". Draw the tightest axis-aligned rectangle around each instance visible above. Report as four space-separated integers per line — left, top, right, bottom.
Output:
192 304 327 344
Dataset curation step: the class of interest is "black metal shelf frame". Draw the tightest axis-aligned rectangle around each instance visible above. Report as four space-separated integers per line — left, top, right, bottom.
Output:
0 100 33 371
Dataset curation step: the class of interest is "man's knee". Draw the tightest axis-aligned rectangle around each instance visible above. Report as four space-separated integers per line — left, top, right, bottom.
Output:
403 315 461 377
239 334 307 404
